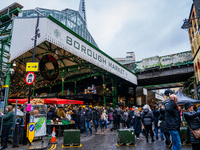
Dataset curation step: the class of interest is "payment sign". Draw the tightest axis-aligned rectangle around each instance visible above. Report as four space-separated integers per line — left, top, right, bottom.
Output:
27 122 35 143
26 62 39 72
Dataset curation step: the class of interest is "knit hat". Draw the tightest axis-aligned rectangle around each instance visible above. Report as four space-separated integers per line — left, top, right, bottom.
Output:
135 107 139 110
184 102 193 110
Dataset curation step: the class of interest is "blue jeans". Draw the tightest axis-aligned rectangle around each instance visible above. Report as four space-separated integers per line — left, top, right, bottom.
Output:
109 120 113 129
168 130 181 150
85 121 92 135
94 120 99 132
155 127 163 138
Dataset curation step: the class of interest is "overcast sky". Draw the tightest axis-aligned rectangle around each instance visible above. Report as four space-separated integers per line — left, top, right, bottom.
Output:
1 0 192 61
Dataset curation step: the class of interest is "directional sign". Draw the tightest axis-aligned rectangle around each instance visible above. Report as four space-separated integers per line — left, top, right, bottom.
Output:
27 122 35 143
25 72 35 85
26 62 39 72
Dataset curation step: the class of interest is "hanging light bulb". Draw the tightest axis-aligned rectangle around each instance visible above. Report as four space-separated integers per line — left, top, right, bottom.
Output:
13 61 16 67
94 76 97 79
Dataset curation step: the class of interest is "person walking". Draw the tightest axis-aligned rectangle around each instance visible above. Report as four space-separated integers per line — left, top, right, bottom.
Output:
84 105 93 136
133 107 142 140
102 110 108 129
100 115 105 132
122 109 129 129
141 104 155 143
165 94 181 150
108 107 114 131
159 107 171 148
71 106 78 129
184 102 200 150
113 105 122 129
101 107 108 129
129 106 135 128
78 107 85 133
93 106 100 132
0 105 14 150
153 105 163 140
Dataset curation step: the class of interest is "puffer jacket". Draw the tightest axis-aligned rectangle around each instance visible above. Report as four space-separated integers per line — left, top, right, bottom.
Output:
85 109 93 122
184 111 200 144
165 100 181 131
141 109 154 126
158 108 168 133
93 109 100 121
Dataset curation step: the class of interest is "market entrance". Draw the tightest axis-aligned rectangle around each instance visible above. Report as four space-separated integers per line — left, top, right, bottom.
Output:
7 15 137 107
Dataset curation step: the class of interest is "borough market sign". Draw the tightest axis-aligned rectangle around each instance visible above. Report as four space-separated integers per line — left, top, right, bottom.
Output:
10 17 137 85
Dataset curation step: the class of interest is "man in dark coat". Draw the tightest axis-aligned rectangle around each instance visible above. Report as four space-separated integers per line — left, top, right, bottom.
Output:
153 105 163 140
113 105 122 129
93 106 100 132
141 105 155 143
47 107 61 135
165 94 181 150
84 105 93 136
78 107 85 133
71 106 78 129
159 108 171 147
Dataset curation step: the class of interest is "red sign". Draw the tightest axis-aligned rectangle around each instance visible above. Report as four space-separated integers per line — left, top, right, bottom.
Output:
25 72 35 85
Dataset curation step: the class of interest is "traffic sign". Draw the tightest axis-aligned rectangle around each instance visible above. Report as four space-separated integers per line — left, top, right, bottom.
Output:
25 72 35 85
2 85 8 88
27 122 35 143
26 62 39 72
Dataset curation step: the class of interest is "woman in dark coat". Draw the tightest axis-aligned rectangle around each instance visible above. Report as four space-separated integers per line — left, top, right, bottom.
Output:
184 102 200 150
78 107 85 133
133 107 142 140
159 108 171 147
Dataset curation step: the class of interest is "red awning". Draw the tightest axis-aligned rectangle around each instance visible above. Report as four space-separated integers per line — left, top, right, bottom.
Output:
8 98 84 105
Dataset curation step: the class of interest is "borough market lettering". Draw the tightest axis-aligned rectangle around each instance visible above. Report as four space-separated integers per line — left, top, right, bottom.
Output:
66 36 125 75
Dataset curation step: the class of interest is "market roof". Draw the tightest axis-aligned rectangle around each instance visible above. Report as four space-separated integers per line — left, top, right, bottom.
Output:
9 15 137 97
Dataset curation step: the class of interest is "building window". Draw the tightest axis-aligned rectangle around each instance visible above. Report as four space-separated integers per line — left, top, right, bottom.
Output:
195 63 198 73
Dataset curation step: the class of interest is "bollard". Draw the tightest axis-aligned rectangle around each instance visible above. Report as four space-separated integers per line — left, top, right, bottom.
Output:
12 123 19 148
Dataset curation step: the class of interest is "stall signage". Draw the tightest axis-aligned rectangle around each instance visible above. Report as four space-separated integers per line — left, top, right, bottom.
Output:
27 122 35 143
26 62 39 72
25 72 35 85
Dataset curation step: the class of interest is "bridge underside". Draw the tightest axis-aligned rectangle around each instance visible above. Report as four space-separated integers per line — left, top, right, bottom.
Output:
137 65 194 88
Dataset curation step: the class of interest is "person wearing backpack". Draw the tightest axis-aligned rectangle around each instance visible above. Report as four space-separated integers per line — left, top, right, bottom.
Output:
113 105 122 129
122 109 129 129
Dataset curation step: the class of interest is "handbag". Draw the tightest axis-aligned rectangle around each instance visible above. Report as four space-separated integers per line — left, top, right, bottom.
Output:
188 125 200 139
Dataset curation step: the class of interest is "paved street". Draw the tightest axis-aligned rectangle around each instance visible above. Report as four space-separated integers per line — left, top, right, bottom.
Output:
45 129 192 150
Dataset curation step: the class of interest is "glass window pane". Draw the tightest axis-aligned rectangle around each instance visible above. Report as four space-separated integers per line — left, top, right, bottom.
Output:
27 10 34 17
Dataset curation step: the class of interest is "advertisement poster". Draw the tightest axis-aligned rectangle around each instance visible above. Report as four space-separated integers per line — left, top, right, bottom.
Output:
34 117 46 137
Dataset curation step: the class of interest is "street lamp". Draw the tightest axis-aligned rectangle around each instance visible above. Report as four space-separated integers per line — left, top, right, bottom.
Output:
181 17 200 29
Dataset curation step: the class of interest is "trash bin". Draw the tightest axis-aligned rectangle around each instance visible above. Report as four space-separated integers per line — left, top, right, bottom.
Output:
179 127 188 144
63 129 80 146
117 129 135 144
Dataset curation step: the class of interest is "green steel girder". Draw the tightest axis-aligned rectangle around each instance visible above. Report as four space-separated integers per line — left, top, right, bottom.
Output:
0 7 22 22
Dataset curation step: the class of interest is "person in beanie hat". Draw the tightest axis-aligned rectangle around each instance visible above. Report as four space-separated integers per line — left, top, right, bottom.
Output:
184 102 200 150
93 106 100 132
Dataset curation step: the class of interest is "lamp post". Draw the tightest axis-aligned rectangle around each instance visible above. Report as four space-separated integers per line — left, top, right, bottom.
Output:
25 9 44 145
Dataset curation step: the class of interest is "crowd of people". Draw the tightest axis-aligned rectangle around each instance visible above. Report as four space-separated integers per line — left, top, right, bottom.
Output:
1 94 200 150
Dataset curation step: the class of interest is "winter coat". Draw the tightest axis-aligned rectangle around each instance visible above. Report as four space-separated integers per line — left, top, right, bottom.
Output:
78 110 85 129
71 109 78 119
47 110 61 120
153 109 160 127
141 109 154 126
2 111 14 126
184 111 200 144
85 109 93 122
93 109 100 121
165 100 181 131
108 111 114 121
113 108 122 119
129 110 134 121
122 112 129 122
133 112 142 134
57 108 66 118
158 108 168 133
102 112 108 121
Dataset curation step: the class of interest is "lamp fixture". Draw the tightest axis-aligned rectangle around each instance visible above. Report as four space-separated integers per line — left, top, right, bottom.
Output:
94 76 97 79
13 61 16 67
